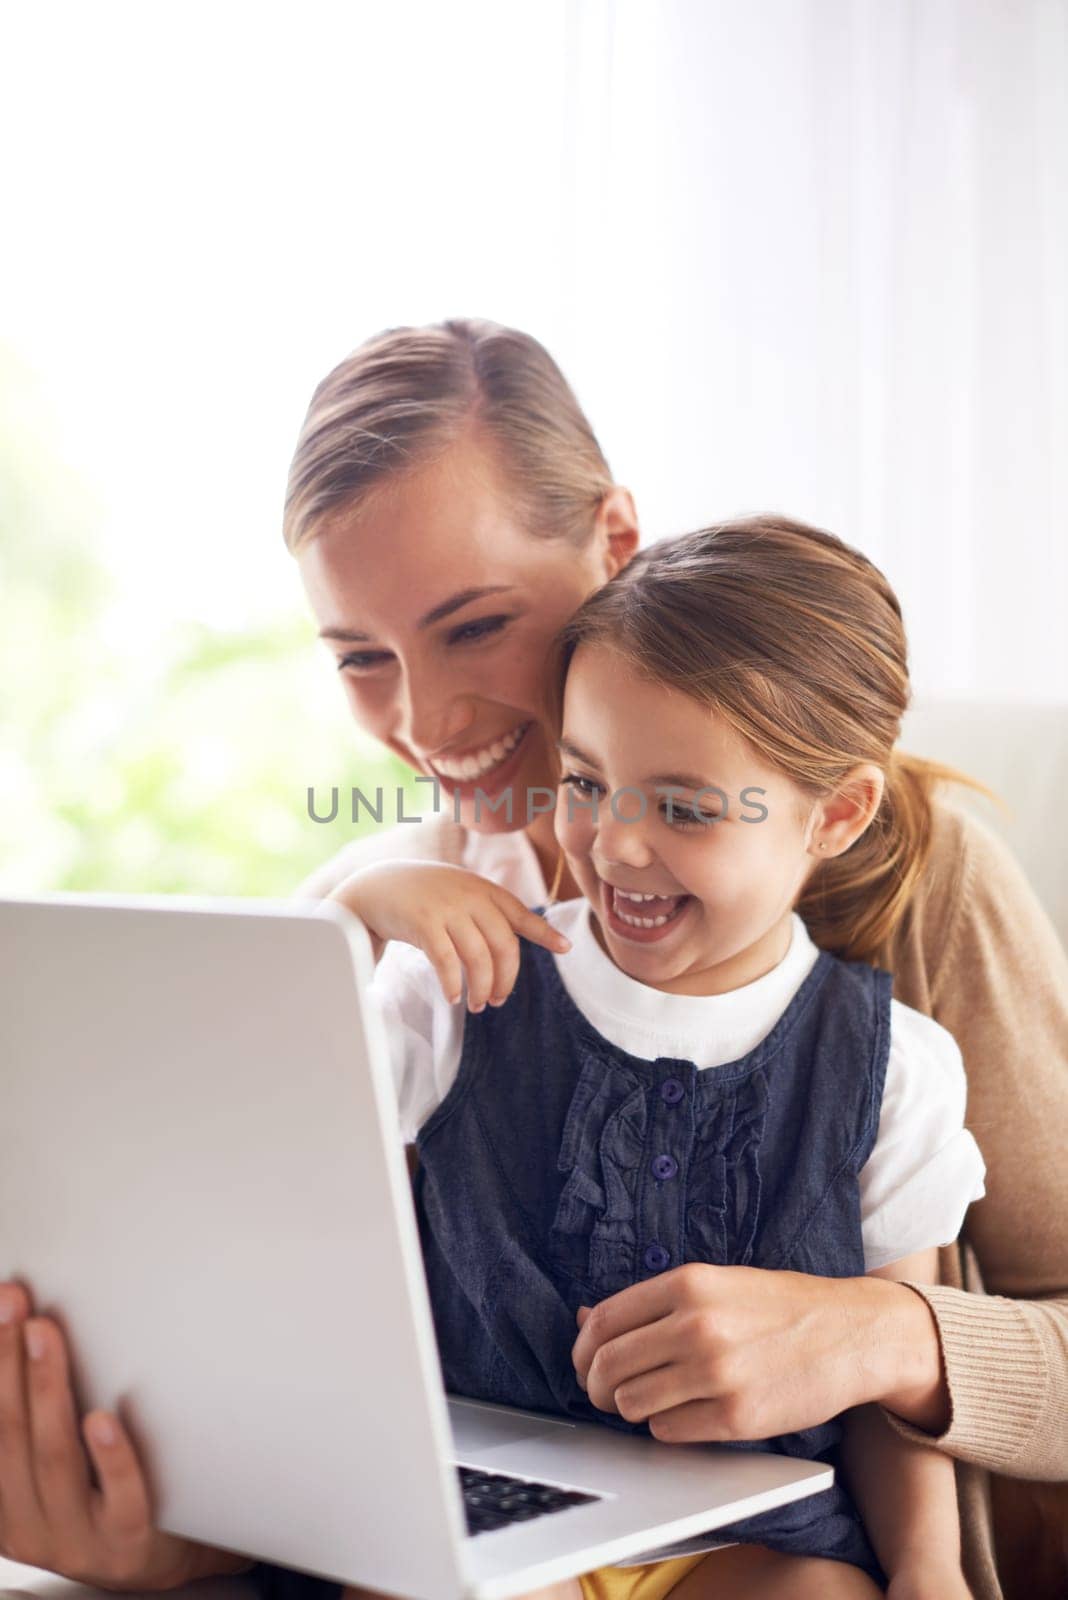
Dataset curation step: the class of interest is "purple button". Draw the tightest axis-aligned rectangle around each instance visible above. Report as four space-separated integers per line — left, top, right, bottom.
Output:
651 1153 678 1182
643 1242 670 1273
660 1078 684 1105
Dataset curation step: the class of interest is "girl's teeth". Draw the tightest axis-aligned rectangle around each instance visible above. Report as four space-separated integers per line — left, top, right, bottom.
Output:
610 886 686 928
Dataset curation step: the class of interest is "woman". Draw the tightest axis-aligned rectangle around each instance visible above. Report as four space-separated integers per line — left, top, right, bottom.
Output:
1 321 1065 1599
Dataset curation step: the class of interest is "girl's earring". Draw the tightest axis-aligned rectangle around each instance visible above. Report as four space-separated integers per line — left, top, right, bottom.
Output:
818 842 827 853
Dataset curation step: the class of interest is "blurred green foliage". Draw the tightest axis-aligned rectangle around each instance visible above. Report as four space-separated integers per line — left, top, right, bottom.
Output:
0 347 418 897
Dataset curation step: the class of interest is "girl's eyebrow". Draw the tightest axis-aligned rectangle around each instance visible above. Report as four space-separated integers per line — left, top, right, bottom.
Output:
557 739 714 793
557 737 602 768
647 769 718 791
319 585 517 644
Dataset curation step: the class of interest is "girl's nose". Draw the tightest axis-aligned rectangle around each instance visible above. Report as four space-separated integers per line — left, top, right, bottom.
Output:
593 798 656 870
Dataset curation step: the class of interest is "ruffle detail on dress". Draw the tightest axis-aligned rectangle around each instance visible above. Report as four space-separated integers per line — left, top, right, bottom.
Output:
547 1047 647 1297
546 1046 772 1296
686 1065 770 1267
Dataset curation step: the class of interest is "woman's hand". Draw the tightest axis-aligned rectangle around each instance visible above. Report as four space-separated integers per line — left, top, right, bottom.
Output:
571 1262 948 1442
0 1282 250 1590
329 862 571 1009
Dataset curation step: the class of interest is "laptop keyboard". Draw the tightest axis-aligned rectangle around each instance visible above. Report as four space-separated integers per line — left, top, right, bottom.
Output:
457 1464 600 1536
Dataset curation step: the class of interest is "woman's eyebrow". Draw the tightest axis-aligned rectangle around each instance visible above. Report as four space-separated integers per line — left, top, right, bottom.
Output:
417 585 517 629
318 585 517 643
319 625 375 643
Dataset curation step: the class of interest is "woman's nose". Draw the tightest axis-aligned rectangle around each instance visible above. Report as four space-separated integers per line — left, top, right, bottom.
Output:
398 666 477 758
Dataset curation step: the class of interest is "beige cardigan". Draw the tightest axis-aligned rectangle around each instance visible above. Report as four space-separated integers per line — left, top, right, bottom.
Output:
880 803 1068 1600
312 799 1068 1599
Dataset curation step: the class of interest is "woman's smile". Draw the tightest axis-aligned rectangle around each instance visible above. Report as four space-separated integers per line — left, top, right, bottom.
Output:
428 720 536 808
429 720 531 784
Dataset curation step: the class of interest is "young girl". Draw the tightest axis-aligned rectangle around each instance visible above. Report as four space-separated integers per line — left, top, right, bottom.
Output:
330 516 985 1599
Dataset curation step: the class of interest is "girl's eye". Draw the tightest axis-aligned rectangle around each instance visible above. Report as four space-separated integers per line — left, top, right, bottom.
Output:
659 801 721 828
337 650 393 673
561 772 604 798
446 614 511 646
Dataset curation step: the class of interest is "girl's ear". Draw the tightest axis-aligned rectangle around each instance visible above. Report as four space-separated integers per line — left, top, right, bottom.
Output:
592 487 641 579
809 765 886 858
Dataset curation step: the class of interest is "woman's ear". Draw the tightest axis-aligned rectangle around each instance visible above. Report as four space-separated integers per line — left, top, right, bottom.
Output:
808 765 886 858
593 487 641 579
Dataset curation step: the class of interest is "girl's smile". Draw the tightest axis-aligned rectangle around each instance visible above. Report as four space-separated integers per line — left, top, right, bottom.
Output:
598 878 695 941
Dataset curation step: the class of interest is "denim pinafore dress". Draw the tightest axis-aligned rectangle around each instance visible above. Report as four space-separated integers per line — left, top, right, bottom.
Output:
413 927 893 1586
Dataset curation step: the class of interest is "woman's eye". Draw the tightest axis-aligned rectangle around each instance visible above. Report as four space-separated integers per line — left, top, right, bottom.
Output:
446 614 511 646
337 651 393 673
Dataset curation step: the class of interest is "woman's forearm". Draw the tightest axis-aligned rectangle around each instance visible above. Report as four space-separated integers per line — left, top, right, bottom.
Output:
876 1281 1068 1480
860 1277 952 1434
572 1262 1067 1478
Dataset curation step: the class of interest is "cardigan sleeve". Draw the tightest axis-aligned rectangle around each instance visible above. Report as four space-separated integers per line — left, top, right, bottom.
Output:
880 802 1068 1479
884 1282 1068 1478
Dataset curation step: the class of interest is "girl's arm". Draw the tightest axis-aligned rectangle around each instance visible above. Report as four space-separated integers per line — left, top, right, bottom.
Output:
328 860 569 1004
838 1249 971 1599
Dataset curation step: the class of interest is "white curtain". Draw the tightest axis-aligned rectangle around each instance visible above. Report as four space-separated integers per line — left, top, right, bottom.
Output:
562 0 1068 702
4 1 1065 701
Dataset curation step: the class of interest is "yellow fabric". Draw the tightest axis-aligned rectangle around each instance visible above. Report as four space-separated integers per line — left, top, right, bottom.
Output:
577 1552 710 1600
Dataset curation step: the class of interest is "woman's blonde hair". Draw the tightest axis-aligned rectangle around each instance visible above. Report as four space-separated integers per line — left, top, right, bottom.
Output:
282 319 615 552
555 515 988 967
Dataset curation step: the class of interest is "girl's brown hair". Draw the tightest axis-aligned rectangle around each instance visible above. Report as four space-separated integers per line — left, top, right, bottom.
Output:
556 515 987 967
282 319 614 552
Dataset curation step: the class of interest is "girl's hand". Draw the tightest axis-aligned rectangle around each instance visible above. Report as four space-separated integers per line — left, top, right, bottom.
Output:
329 861 571 1010
571 1262 945 1442
0 1282 250 1589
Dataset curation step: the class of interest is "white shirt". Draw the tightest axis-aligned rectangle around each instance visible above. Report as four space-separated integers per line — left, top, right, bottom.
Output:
303 822 986 1272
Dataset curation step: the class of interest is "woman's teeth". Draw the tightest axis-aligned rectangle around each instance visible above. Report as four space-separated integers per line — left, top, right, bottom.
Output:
432 722 529 782
610 886 688 928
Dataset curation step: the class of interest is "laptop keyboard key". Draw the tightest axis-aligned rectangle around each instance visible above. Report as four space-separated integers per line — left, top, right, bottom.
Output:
456 1465 600 1538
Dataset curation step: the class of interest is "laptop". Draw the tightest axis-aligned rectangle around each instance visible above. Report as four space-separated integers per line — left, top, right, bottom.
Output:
0 893 833 1600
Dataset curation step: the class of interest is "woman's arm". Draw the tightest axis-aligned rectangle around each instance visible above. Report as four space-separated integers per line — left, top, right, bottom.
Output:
838 1250 970 1598
570 1261 961 1444
884 802 1068 1478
